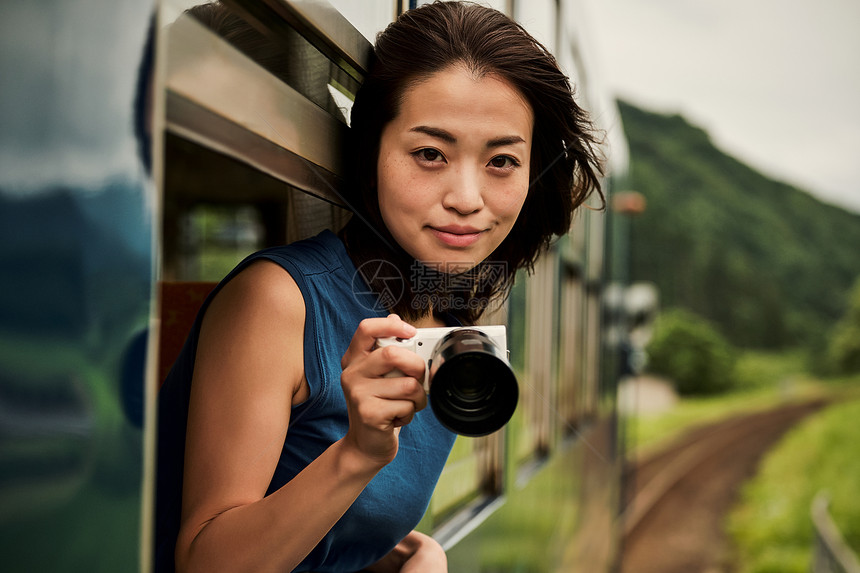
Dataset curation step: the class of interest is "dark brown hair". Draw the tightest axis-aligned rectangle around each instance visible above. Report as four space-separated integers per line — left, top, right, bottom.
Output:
341 1 604 324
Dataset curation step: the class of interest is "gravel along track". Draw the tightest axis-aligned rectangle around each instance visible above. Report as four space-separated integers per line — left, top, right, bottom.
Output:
619 399 827 573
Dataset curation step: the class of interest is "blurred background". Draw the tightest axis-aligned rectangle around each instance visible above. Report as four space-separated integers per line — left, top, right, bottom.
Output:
586 1 860 571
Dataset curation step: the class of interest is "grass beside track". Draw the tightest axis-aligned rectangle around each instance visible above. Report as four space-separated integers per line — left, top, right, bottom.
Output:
727 390 860 573
623 348 860 572
625 350 832 459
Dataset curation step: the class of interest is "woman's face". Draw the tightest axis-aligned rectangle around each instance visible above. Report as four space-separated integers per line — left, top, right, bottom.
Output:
376 65 533 272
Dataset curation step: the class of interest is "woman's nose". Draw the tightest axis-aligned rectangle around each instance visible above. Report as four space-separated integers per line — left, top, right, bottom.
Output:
442 166 484 214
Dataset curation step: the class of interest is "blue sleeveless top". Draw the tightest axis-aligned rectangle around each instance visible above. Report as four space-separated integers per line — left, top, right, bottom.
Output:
155 231 456 573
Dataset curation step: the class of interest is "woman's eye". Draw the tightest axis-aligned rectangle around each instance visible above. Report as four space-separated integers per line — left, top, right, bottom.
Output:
414 148 445 163
489 155 519 169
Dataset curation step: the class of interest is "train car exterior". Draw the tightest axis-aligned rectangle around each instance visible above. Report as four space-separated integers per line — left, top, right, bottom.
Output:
0 0 157 570
0 1 630 571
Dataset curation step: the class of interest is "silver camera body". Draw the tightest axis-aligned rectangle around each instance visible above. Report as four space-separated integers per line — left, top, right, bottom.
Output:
377 326 517 437
376 325 507 391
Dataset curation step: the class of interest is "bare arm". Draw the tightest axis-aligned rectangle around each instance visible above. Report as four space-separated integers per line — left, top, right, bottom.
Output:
174 261 427 573
362 530 448 573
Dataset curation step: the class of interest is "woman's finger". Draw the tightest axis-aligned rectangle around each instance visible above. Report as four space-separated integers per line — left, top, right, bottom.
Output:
370 376 428 412
369 344 426 381
341 315 417 369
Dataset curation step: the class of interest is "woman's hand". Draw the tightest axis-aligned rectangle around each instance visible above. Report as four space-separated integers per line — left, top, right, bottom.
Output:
339 314 428 467
362 530 448 572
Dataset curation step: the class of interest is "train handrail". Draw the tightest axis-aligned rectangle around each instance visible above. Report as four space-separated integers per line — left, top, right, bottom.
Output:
811 491 860 573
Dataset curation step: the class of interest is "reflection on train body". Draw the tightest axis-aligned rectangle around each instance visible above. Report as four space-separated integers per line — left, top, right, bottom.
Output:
0 1 156 571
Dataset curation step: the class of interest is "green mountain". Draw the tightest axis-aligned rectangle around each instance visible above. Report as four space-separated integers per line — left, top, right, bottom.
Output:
617 100 860 349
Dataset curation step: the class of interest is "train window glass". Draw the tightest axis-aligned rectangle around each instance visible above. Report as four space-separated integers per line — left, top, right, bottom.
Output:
507 274 528 374
161 134 351 281
584 286 601 416
505 271 531 464
428 437 481 522
509 253 558 471
328 0 395 43
587 207 605 281
551 254 564 444
570 208 589 262
558 270 584 435
177 204 263 282
428 431 506 542
538 253 559 453
556 224 587 433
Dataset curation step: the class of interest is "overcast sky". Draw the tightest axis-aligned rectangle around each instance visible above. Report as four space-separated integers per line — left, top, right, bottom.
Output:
584 0 860 214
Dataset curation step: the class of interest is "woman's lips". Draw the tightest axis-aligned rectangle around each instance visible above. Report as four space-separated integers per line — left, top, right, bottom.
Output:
429 226 483 247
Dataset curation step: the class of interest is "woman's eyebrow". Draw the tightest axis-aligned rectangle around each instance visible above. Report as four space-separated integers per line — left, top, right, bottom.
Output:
409 126 526 149
486 135 526 148
409 125 456 143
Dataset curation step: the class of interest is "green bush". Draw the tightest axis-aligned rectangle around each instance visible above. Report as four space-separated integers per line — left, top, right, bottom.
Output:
733 349 808 390
645 308 737 395
828 277 860 374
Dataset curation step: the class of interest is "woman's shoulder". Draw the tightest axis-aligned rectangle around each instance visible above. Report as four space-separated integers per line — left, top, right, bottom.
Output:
250 230 353 278
206 259 305 339
195 258 308 402
201 230 348 322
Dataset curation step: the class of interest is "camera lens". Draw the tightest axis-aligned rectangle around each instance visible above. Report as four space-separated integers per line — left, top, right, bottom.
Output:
448 371 491 404
428 329 518 437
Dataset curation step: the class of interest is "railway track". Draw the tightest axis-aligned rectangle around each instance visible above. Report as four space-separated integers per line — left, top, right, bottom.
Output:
619 398 828 573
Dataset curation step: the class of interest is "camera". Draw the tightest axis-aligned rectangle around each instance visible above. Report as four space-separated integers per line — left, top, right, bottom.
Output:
376 326 518 437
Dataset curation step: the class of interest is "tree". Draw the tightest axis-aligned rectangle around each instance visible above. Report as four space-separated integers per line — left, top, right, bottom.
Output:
646 308 737 395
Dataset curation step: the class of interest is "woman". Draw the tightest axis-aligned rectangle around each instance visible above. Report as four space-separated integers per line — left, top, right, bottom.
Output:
155 2 603 572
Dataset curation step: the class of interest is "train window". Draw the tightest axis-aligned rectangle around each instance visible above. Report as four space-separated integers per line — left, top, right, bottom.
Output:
508 274 528 374
508 252 558 473
428 438 482 522
159 0 361 274
161 132 350 281
583 209 606 417
559 267 585 434
505 271 536 462
172 0 365 117
556 218 587 433
176 203 263 281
